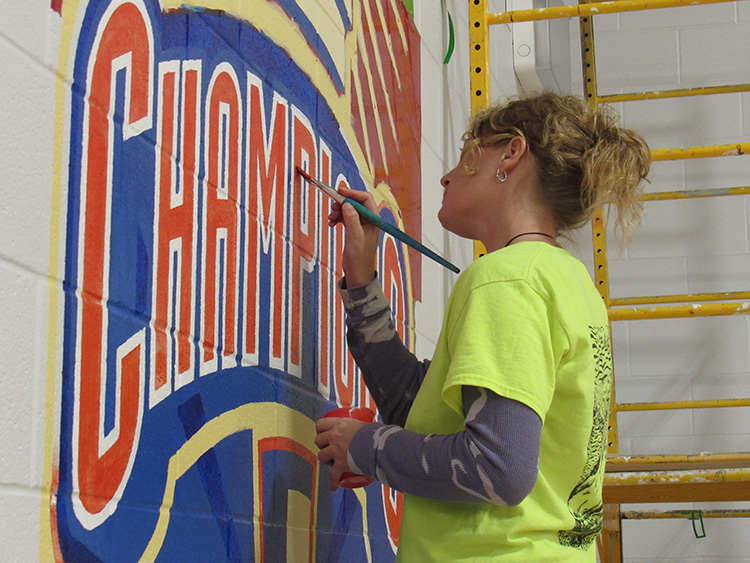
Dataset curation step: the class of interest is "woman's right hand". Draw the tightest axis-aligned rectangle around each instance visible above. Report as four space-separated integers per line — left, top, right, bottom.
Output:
328 187 380 288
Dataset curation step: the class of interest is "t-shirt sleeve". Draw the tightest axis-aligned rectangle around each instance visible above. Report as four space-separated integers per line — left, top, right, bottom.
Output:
441 279 558 422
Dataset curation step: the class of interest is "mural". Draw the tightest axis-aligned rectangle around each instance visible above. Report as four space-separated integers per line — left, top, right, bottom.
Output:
45 0 420 560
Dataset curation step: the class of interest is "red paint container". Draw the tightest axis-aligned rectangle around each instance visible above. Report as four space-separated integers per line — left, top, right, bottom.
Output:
322 407 376 488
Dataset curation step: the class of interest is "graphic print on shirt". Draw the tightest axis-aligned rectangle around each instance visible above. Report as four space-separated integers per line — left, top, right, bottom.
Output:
558 325 613 550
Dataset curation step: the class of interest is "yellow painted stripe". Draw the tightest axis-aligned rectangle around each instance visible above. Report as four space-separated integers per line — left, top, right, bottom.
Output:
138 403 318 562
362 0 398 134
385 0 409 57
357 2 394 174
354 488 373 563
41 0 84 558
301 1 348 83
162 0 375 183
374 0 403 91
351 62 376 175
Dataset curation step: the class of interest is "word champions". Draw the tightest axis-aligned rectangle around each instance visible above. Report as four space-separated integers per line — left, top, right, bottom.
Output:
67 0 412 528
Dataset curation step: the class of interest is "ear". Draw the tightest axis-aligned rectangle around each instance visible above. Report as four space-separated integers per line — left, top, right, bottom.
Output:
497 136 528 172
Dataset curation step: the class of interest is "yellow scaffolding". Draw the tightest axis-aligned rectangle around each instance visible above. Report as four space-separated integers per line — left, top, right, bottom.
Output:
468 0 750 560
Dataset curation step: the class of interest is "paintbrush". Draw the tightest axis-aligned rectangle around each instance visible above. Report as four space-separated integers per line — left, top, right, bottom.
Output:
296 167 460 274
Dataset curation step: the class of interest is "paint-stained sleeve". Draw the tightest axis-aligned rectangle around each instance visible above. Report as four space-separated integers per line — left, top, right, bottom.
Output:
339 276 429 427
347 386 541 505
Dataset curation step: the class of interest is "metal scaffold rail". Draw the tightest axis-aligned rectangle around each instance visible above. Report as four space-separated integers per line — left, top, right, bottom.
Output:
622 509 750 519
609 300 750 321
610 290 750 305
601 83 750 103
607 452 750 471
468 0 750 560
616 398 750 412
603 467 750 503
652 142 750 161
639 185 750 201
489 0 739 24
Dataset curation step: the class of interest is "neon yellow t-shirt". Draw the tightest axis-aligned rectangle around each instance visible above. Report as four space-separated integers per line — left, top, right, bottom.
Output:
399 242 613 562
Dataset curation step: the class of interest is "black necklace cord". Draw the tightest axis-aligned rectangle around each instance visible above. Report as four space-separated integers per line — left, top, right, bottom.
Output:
504 232 556 247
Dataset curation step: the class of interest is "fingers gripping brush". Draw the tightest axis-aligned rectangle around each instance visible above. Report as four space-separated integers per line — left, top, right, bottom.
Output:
296 167 460 274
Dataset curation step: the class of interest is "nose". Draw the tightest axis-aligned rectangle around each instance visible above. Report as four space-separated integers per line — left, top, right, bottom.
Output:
440 174 450 189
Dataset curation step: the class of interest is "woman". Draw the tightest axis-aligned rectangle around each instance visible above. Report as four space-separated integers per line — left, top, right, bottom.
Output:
314 92 650 561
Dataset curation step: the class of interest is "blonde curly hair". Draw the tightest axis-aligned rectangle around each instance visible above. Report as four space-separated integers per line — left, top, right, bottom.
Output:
463 92 651 247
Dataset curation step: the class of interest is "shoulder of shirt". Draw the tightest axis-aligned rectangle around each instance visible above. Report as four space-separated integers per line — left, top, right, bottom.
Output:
457 242 577 291
444 244 593 342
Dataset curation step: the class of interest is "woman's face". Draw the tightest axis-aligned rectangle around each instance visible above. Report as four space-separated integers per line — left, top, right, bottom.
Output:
438 145 502 239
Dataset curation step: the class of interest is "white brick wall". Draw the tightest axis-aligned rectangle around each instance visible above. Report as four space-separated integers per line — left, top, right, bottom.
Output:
413 0 476 359
0 2 62 560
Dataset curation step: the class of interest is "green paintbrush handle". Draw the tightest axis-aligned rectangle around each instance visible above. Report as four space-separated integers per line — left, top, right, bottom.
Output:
342 197 460 274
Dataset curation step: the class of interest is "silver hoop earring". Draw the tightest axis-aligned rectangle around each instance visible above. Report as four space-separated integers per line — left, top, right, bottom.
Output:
496 169 508 182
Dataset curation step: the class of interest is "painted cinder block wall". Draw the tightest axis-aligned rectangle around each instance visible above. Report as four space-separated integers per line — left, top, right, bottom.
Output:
1 1 749 562
0 1 479 561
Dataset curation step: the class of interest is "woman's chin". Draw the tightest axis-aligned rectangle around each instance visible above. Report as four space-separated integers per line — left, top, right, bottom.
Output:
437 209 447 229
438 209 474 240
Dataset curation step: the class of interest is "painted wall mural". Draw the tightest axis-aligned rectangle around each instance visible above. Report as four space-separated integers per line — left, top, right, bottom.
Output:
46 0 420 560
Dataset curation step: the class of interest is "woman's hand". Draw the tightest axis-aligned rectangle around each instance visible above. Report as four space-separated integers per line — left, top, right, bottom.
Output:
314 416 369 492
328 187 380 289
